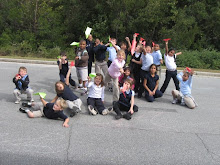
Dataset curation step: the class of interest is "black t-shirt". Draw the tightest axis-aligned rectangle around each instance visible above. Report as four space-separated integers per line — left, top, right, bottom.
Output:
57 60 69 76
57 85 78 101
144 73 159 91
43 103 67 120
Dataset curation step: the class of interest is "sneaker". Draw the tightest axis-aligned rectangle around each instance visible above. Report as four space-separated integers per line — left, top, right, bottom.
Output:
15 99 21 104
108 107 113 113
69 109 77 117
123 113 131 120
22 102 32 107
102 109 108 115
172 98 178 104
88 105 97 115
19 107 26 113
181 102 186 106
115 113 123 120
31 98 34 102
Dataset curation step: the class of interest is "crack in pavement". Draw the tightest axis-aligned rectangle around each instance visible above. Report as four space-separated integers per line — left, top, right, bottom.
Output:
196 133 220 163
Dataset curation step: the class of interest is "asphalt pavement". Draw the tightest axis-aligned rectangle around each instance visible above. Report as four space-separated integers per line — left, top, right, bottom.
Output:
0 61 220 165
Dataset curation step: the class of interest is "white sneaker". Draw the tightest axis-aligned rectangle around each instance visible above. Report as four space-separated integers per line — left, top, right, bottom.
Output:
15 99 20 104
108 107 113 113
88 105 97 115
102 109 108 115
172 99 178 104
31 98 34 102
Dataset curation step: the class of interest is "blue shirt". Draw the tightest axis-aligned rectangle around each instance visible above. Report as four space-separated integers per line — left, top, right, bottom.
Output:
177 72 192 96
152 50 162 65
107 46 120 62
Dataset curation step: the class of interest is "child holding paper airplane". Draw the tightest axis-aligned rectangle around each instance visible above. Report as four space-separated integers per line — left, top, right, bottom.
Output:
152 43 163 80
57 52 76 87
143 64 163 102
160 40 182 93
87 73 113 115
13 66 34 104
120 37 132 63
172 68 197 109
106 38 121 67
113 78 138 120
75 40 89 91
19 97 70 128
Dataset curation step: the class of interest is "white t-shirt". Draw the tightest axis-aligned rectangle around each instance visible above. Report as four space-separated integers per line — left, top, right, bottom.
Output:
141 53 153 71
87 82 105 101
164 54 177 70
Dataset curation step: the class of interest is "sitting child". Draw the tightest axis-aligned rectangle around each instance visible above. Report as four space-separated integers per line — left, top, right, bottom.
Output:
19 97 69 128
57 52 76 87
13 66 34 104
143 64 163 102
118 67 134 90
87 73 113 115
113 78 138 120
172 68 197 109
52 65 82 117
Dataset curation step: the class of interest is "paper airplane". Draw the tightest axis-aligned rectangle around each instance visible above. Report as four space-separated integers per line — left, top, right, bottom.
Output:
70 42 80 46
85 27 92 39
34 92 46 99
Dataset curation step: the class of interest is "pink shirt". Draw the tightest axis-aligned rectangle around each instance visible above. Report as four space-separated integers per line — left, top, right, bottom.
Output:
108 59 125 78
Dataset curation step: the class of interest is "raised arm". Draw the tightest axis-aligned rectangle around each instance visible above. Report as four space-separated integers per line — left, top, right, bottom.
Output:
65 66 73 86
165 41 168 56
40 97 48 107
125 37 131 51
176 52 182 56
131 34 137 55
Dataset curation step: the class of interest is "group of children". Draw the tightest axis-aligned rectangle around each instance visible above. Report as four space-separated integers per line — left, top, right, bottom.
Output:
13 34 197 128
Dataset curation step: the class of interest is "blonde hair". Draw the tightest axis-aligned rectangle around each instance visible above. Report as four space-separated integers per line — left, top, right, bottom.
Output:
19 66 27 72
56 98 68 109
117 50 126 60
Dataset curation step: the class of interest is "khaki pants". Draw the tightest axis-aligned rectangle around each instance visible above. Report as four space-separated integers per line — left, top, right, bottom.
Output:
95 61 108 79
31 102 44 118
172 90 196 109
66 98 82 110
13 88 33 101
156 65 161 81
105 72 119 102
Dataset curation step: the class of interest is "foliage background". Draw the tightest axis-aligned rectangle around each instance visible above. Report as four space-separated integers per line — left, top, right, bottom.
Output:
0 0 219 69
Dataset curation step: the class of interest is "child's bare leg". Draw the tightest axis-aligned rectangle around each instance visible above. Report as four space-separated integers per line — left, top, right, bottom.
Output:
83 81 87 88
27 111 35 118
78 79 82 87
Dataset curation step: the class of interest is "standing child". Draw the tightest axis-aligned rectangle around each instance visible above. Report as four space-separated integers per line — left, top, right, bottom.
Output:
13 66 34 104
160 40 182 93
106 38 120 67
172 69 197 109
152 43 163 79
113 78 138 120
143 64 163 102
86 34 95 75
105 50 126 102
52 66 82 117
75 40 89 91
118 67 134 90
132 45 153 97
57 52 76 87
87 73 113 115
19 97 69 128
120 37 131 63
129 34 143 97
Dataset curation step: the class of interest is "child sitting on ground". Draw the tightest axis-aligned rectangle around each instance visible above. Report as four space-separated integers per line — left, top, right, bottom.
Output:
57 52 76 87
87 73 113 115
75 40 89 91
105 50 125 102
19 97 69 128
52 65 82 117
13 66 34 104
143 64 163 102
113 78 138 120
118 67 134 90
172 68 197 109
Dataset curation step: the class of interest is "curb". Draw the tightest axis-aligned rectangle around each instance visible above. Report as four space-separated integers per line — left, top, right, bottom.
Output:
0 58 219 78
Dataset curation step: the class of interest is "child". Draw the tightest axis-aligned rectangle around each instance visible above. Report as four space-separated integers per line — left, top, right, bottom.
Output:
129 34 143 97
118 67 134 90
52 66 82 117
75 40 89 90
172 69 197 109
20 97 69 128
132 45 153 97
106 38 120 67
120 37 131 63
57 52 76 87
105 50 126 102
93 38 108 77
113 78 138 120
13 66 34 104
152 43 163 79
160 40 182 93
85 34 95 75
87 73 113 115
143 64 163 102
